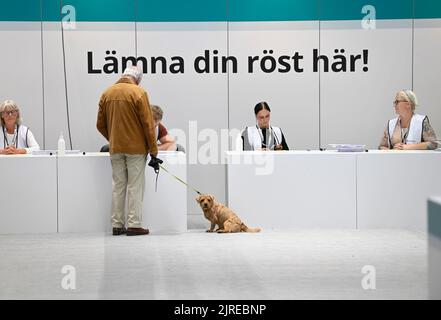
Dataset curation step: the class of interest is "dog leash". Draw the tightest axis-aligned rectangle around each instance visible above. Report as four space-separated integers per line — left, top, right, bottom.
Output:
155 164 202 195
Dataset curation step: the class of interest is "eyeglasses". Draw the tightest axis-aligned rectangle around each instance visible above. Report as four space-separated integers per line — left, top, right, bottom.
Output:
2 110 17 116
393 100 408 105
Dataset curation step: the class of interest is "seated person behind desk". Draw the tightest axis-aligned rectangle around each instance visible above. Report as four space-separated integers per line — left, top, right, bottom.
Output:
241 101 289 151
379 90 437 150
0 100 40 155
151 105 177 151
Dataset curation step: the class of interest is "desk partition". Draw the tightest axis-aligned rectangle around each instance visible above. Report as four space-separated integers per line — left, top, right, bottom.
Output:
226 150 441 229
0 155 57 234
0 151 187 234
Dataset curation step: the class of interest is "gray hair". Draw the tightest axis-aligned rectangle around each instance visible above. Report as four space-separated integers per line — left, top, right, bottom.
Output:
0 100 22 126
398 89 418 112
122 65 143 84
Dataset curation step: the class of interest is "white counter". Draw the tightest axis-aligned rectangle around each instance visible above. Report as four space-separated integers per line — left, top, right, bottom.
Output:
58 151 187 234
0 151 187 234
2 150 440 233
0 155 57 234
226 150 441 229
357 151 441 229
57 153 112 233
227 151 356 228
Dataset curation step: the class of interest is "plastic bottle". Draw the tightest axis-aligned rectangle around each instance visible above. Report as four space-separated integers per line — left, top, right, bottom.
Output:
58 132 65 156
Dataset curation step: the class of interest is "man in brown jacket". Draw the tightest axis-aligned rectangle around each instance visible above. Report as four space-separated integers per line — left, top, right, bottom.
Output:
97 66 161 236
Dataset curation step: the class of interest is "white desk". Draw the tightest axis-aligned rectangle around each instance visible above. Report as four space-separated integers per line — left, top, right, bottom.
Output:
357 151 441 229
226 150 441 230
429 196 441 299
143 151 187 233
57 153 112 233
0 155 57 234
57 152 187 234
226 151 357 228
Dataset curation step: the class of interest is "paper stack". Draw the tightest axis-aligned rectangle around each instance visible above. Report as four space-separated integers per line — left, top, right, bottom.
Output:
328 144 366 152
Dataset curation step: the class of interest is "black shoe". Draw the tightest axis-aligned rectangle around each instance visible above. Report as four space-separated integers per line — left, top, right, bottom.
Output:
112 227 127 236
126 227 150 236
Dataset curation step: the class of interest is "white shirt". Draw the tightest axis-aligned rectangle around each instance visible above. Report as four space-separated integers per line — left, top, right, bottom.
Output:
1 125 40 154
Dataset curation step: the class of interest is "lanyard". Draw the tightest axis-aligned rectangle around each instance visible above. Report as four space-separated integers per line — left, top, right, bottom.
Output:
3 125 19 148
256 125 280 149
399 117 412 144
256 125 268 148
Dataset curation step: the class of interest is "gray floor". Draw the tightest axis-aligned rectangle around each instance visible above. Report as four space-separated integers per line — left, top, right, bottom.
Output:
0 224 428 300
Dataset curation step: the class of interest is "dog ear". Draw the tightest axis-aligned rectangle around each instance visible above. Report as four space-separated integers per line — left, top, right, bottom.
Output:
195 195 201 203
209 195 215 202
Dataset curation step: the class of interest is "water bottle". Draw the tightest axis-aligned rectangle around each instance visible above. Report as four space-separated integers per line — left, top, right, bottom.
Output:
58 132 66 156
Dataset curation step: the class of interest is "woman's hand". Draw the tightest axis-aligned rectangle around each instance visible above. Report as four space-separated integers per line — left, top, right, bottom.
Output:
2 146 26 154
393 143 412 150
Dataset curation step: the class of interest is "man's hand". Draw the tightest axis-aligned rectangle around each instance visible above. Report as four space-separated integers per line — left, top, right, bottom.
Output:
148 155 163 172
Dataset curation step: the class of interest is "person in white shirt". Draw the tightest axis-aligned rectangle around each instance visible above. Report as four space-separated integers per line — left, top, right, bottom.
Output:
0 100 40 155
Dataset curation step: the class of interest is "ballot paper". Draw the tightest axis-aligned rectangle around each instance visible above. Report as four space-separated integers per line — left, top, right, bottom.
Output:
32 150 82 155
328 144 366 152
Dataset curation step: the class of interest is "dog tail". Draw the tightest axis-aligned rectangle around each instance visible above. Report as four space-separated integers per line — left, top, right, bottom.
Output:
241 223 261 233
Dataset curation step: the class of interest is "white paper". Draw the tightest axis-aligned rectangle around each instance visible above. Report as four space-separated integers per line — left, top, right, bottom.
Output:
328 144 366 152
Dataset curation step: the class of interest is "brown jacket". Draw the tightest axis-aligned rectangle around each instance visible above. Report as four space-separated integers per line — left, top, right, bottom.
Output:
97 77 158 155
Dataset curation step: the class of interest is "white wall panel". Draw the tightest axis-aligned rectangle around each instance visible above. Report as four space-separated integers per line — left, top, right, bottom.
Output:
62 23 136 151
320 20 413 149
42 22 68 150
0 22 44 147
414 19 441 143
229 22 320 150
137 22 228 214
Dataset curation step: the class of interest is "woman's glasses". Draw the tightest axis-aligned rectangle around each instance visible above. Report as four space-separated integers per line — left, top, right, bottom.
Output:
393 100 408 105
2 110 17 116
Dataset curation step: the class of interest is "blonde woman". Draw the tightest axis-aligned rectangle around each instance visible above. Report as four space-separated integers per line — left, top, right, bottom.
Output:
379 90 437 150
0 100 40 155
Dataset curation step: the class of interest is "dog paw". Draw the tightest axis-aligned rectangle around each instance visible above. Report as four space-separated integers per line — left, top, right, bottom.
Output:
206 230 214 233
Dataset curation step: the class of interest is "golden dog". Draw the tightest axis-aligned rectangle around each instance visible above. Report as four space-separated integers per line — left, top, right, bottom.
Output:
196 194 261 233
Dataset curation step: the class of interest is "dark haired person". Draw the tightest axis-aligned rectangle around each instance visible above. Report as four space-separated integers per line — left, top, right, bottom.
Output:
241 102 289 151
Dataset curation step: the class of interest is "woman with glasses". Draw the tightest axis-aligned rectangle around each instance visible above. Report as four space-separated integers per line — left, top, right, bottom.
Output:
0 100 40 155
379 90 437 150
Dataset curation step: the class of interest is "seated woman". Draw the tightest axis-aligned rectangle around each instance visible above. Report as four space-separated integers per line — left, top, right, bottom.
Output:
151 104 177 151
379 90 437 150
241 102 289 151
0 100 40 155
